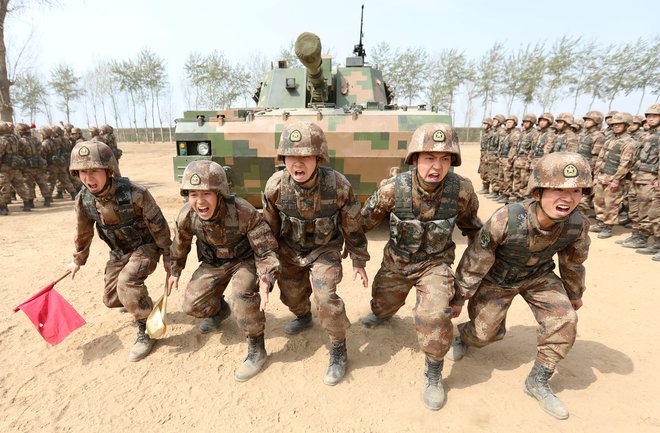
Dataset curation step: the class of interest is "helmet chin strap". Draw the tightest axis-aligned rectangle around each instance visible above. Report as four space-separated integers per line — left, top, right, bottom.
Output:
537 189 569 223
91 171 113 197
415 168 442 189
291 159 319 187
209 192 222 221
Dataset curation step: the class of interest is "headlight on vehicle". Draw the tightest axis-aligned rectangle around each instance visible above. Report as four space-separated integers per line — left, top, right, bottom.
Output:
197 142 210 156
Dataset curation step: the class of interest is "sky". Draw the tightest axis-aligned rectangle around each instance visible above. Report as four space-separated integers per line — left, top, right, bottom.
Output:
6 0 659 127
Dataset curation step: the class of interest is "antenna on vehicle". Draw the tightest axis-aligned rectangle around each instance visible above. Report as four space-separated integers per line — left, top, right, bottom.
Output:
353 4 366 59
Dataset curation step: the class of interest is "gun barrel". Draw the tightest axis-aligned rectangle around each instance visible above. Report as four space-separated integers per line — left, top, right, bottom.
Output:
295 32 325 102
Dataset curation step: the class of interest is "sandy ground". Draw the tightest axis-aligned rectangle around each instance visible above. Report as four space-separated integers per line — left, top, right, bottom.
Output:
1 141 659 433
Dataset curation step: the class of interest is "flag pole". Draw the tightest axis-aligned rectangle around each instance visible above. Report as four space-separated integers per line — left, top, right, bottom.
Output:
12 271 72 312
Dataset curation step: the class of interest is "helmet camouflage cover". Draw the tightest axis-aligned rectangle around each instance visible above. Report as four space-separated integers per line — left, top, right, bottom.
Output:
180 160 230 197
69 141 120 176
39 125 52 138
645 103 660 116
505 114 519 125
610 112 632 125
493 114 506 124
0 121 11 134
556 112 575 125
405 123 461 166
583 110 604 126
631 115 644 125
482 117 492 125
523 114 537 124
527 152 592 195
15 123 30 134
538 112 555 124
277 121 329 163
100 124 114 134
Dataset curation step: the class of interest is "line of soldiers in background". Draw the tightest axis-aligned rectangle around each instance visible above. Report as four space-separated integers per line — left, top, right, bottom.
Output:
0 122 122 215
477 103 660 261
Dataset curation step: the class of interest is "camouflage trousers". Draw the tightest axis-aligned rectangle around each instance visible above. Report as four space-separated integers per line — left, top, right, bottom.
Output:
511 160 530 200
458 273 577 370
0 166 30 205
593 182 625 225
486 155 501 193
628 182 656 237
648 183 660 238
103 243 161 320
23 167 51 200
183 260 265 337
478 152 489 186
370 259 454 360
278 250 350 342
46 165 76 197
498 157 514 197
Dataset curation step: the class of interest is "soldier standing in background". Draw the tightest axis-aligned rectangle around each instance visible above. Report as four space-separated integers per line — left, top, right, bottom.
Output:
88 127 101 141
262 121 369 386
46 125 78 201
16 123 50 209
0 121 31 215
571 119 584 137
546 113 578 154
359 123 482 411
603 111 618 141
68 128 85 191
528 113 556 172
486 115 506 200
512 114 539 201
496 115 521 203
577 111 606 212
99 124 122 161
477 118 493 194
590 112 636 239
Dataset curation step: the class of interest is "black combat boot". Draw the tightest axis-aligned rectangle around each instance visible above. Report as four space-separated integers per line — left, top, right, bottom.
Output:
477 185 490 194
616 230 638 245
597 224 613 239
22 201 31 212
423 356 445 410
360 312 390 328
55 191 64 199
324 340 348 386
636 237 660 255
0 204 8 216
70 192 77 200
28 199 35 209
234 334 267 382
621 232 648 249
44 197 52 207
284 311 313 335
199 297 231 333
128 319 156 362
524 361 569 420
589 221 604 233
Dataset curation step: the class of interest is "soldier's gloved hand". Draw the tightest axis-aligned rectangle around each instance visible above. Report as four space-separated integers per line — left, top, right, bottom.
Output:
353 267 368 288
67 262 80 279
258 275 270 312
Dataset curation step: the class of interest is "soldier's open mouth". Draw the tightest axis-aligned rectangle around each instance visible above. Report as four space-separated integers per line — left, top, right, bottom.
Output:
293 170 306 179
197 206 210 217
555 204 571 215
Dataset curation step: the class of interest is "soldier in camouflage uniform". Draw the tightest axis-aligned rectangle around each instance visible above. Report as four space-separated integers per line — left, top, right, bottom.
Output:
570 119 584 136
590 112 636 238
66 141 172 362
512 114 539 202
88 126 101 141
360 123 482 411
486 115 506 199
448 152 592 420
49 124 78 200
528 113 556 173
68 128 85 191
577 111 606 212
495 115 521 203
262 121 369 386
603 111 618 141
477 118 493 194
16 123 49 209
632 103 660 259
99 124 122 161
0 121 31 215
168 160 279 381
545 113 578 154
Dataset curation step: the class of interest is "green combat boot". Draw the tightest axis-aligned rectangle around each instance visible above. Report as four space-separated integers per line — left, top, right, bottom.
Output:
324 340 347 386
621 233 648 249
284 311 313 335
199 297 231 333
360 312 390 328
524 361 569 420
446 335 467 361
589 221 604 233
597 224 613 239
636 237 660 255
423 356 445 411
234 334 267 382
128 319 155 362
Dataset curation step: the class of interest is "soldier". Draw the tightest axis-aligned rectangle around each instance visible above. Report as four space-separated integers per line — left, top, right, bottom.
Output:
262 121 369 386
496 115 521 203
448 152 592 420
477 117 493 194
590 112 636 238
66 141 172 362
168 160 279 381
62 122 74 140
528 112 556 172
577 111 606 212
99 124 122 161
603 111 618 140
51 124 78 200
0 120 31 214
359 123 482 411
512 114 539 201
546 113 578 154
633 103 660 259
570 118 584 136
486 114 506 199
41 125 77 202
629 115 646 141
68 128 85 191
16 123 49 209
88 126 101 141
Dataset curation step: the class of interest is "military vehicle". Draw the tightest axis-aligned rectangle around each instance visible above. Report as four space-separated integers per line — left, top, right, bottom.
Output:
173 10 450 207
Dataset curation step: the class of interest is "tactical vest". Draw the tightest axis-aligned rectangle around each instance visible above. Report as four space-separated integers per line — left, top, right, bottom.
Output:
279 166 340 251
0 134 25 168
499 130 515 157
193 195 252 266
635 128 659 174
21 136 47 168
531 130 549 159
389 170 460 262
552 131 569 153
577 131 596 159
517 129 536 156
601 136 626 175
480 130 491 152
82 177 154 255
487 129 500 152
486 202 583 286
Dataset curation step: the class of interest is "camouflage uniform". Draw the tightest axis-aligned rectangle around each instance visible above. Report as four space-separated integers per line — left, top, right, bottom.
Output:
70 141 172 320
478 118 493 193
99 124 122 161
546 113 579 154
44 126 77 199
16 124 50 207
592 113 636 233
486 115 505 197
529 113 556 172
512 114 539 201
0 122 31 213
498 116 521 201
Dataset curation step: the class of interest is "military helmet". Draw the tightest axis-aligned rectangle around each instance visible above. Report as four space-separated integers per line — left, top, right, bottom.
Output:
610 112 631 125
645 103 660 116
505 115 518 125
631 115 644 125
405 123 461 166
180 160 230 197
100 124 114 134
51 124 63 135
538 112 555 124
482 117 492 125
0 121 12 134
523 114 537 124
63 123 73 132
493 114 506 124
69 141 119 177
583 110 603 126
71 127 82 135
15 123 30 135
39 125 52 138
277 121 329 163
88 126 100 136
571 119 584 130
527 152 592 195
555 112 575 125
605 110 618 119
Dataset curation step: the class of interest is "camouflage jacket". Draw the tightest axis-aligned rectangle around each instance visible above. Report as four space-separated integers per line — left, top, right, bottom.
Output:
361 169 481 267
549 130 579 153
516 128 539 159
530 128 555 160
480 129 492 153
452 200 590 306
170 197 279 285
578 128 606 168
262 168 369 268
631 125 659 183
72 178 172 265
594 132 636 183
500 128 521 163
0 133 21 164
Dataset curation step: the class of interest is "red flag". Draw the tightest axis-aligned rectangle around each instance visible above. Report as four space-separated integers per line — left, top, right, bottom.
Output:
13 276 85 345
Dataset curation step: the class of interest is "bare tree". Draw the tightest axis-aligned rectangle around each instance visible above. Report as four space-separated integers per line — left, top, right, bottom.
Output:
626 37 659 113
477 42 505 117
536 36 580 112
601 41 636 111
49 64 83 123
10 71 46 123
137 48 168 141
110 59 141 141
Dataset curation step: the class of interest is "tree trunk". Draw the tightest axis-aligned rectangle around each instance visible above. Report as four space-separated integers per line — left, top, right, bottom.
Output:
0 0 14 121
637 86 647 115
